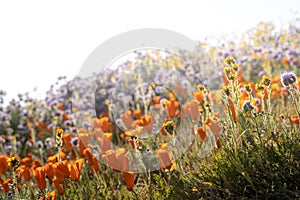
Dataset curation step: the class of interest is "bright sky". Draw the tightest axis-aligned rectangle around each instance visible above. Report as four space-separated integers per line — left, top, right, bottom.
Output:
0 0 299 102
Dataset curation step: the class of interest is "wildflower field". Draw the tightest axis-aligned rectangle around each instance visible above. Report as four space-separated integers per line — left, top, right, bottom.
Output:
0 19 300 200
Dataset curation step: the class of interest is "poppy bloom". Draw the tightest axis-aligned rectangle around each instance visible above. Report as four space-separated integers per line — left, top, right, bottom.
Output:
120 110 135 130
183 100 199 120
44 163 54 179
97 134 112 155
197 127 207 141
33 167 46 190
47 152 66 163
290 114 300 124
164 99 180 118
133 109 142 119
83 148 94 166
16 165 31 181
103 148 129 172
53 177 64 195
21 157 31 167
205 118 221 139
0 155 8 174
68 158 84 181
2 178 12 193
98 117 114 133
92 156 99 173
135 115 153 133
156 148 174 170
135 115 152 127
53 160 70 182
123 171 135 191
62 133 72 152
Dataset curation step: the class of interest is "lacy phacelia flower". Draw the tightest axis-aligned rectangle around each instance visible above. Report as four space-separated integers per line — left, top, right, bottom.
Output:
280 72 298 87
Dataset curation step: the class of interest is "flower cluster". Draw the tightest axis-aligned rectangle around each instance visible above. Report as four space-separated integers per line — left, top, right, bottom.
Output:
0 19 299 199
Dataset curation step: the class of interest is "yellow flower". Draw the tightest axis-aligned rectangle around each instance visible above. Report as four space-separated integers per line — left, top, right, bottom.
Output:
163 120 176 134
197 84 205 91
255 83 264 91
223 85 231 96
223 67 231 76
261 75 271 87
228 72 236 80
224 56 236 65
55 128 64 147
232 64 239 71
7 157 19 169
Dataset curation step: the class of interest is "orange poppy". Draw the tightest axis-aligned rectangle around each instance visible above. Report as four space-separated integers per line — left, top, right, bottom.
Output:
37 132 44 139
62 134 72 152
156 149 173 170
53 177 64 195
97 135 112 155
75 158 84 172
47 152 66 163
2 178 12 193
92 156 99 173
78 137 86 157
165 99 180 118
62 113 70 121
133 110 142 119
0 155 8 174
281 58 289 66
205 118 221 138
33 167 46 190
16 165 31 181
194 91 204 104
152 96 160 104
290 114 300 124
98 117 114 133
36 120 43 131
102 148 129 172
183 101 199 121
21 157 32 167
57 103 64 110
197 127 207 141
31 159 42 171
216 138 221 148
44 163 54 179
103 133 113 141
53 160 69 183
83 148 94 166
135 115 152 127
68 159 84 181
120 110 135 130
135 115 153 133
123 171 135 191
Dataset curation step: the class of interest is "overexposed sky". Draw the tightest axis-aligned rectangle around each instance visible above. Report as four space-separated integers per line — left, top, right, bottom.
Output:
0 0 299 102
